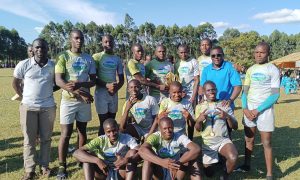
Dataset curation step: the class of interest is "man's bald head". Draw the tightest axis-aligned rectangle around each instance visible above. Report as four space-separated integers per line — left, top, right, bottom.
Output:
103 118 118 129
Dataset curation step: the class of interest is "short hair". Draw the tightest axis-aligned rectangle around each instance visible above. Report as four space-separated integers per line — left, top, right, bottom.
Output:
155 44 166 51
102 34 114 41
169 81 183 90
256 41 270 53
159 117 174 126
103 118 118 129
177 44 189 50
70 29 83 36
128 79 141 87
203 80 216 89
32 38 48 46
201 38 212 46
131 43 143 52
27 44 32 48
210 46 224 54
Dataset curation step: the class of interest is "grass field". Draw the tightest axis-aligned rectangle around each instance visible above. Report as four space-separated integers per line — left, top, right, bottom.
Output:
0 68 299 180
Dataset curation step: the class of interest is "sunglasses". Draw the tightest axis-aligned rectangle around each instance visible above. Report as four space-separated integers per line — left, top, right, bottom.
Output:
211 53 223 58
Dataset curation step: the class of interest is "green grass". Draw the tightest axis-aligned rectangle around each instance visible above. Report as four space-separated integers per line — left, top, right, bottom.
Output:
0 68 300 179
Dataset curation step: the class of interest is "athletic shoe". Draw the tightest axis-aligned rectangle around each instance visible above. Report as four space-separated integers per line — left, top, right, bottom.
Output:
234 164 250 172
56 166 67 180
40 167 51 178
21 172 36 180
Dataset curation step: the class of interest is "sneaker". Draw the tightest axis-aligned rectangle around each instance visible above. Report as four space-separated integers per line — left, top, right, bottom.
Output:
40 167 51 178
234 164 250 172
56 166 67 180
266 176 273 180
22 172 36 180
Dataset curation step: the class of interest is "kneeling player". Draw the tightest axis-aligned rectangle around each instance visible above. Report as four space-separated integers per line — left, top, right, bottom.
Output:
120 79 159 142
73 119 139 180
195 81 238 179
139 117 201 180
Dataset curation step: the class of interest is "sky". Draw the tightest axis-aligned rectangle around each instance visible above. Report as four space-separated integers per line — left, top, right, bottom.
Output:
1 0 300 44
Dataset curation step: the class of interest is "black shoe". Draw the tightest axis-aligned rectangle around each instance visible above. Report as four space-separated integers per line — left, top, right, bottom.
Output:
21 172 36 180
56 166 67 180
234 164 250 172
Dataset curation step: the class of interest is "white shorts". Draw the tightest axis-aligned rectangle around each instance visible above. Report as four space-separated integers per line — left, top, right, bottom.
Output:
243 103 275 132
95 88 118 114
202 138 232 165
60 100 91 124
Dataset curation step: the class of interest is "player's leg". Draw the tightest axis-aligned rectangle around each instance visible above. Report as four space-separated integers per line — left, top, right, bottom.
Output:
123 149 138 179
260 131 273 177
219 141 238 174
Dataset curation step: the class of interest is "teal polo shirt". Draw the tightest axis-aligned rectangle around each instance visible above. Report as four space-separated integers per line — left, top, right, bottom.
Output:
200 61 242 106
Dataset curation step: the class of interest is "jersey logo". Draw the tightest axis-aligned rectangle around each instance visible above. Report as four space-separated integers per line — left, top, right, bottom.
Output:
251 73 267 82
178 66 189 75
102 60 117 69
168 109 183 120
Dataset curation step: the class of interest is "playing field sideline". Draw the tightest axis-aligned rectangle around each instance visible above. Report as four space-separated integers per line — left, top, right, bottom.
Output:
0 68 299 180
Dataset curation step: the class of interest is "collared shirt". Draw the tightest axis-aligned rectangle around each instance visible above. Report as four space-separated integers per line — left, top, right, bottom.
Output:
14 58 55 107
200 61 242 103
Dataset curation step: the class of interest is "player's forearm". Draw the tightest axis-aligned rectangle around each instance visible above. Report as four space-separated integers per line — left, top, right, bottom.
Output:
73 149 101 164
179 144 201 164
12 78 23 96
194 120 203 132
138 146 163 165
257 89 280 112
192 76 199 99
116 75 124 91
226 115 238 130
230 86 242 101
119 110 130 131
148 117 158 135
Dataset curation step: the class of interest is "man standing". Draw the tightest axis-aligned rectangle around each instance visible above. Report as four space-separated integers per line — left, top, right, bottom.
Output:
146 45 173 103
198 38 212 77
55 29 96 179
199 46 242 109
126 44 165 94
235 42 280 180
93 35 124 136
12 38 57 180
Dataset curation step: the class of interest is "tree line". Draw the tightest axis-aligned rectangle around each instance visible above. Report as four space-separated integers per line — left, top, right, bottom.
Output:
0 26 27 67
2 14 300 68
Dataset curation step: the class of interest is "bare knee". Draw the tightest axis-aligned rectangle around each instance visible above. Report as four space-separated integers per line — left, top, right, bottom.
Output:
262 139 272 149
227 153 238 163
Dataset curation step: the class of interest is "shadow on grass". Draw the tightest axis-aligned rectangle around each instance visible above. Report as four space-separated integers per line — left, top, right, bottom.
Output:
193 126 300 179
0 136 23 151
279 99 300 104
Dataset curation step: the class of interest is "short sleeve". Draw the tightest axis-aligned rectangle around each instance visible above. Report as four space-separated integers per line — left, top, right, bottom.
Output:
13 60 25 79
55 54 66 74
270 65 280 88
200 67 208 86
229 64 242 86
150 97 159 115
126 134 139 149
159 98 168 114
85 137 103 154
178 134 191 148
192 59 200 76
244 68 251 86
128 60 140 76
92 53 100 71
146 133 160 149
117 57 124 75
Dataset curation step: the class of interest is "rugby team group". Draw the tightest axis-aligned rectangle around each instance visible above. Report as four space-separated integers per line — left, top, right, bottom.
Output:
12 29 280 180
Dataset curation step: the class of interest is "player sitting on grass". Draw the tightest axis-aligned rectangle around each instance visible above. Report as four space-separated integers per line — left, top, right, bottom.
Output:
73 119 140 180
195 81 238 180
139 117 202 180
